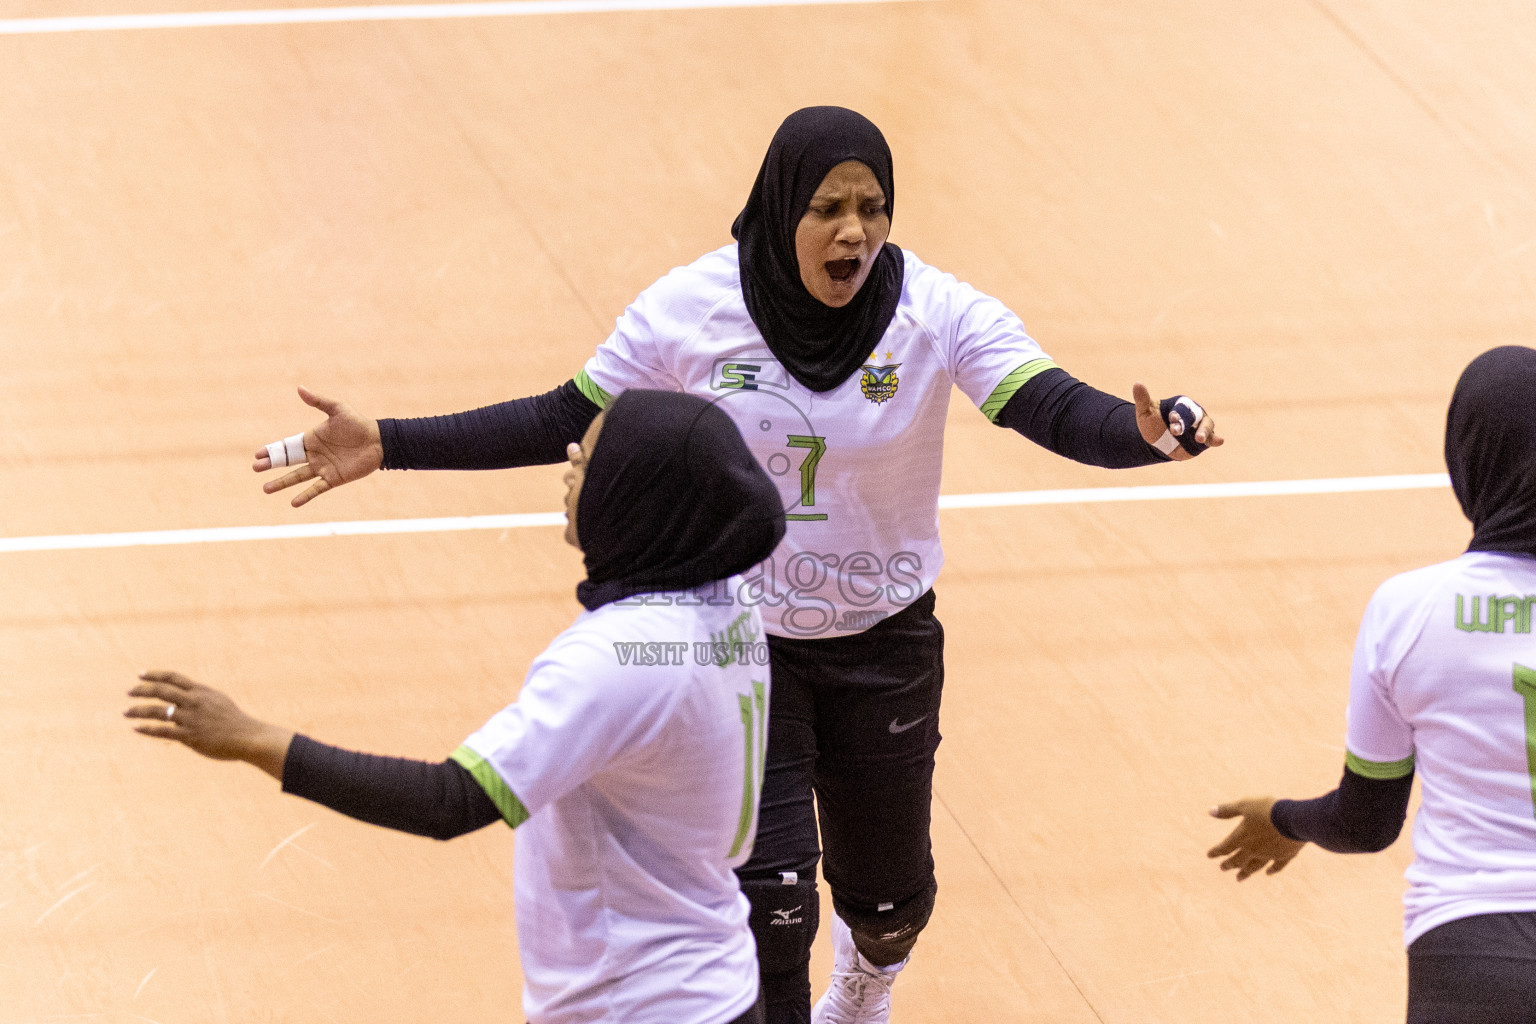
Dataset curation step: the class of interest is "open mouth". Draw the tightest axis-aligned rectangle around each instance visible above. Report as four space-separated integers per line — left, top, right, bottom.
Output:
825 257 860 283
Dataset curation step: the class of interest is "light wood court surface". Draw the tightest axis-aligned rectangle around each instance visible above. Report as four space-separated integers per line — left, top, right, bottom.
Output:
4 1 1536 1020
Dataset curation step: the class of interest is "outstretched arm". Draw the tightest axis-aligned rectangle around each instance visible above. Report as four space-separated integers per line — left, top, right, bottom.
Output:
995 368 1222 468
1206 765 1413 880
253 380 601 507
126 671 502 840
378 379 600 472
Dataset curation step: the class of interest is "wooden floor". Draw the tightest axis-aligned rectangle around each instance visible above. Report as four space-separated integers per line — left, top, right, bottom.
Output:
5 1 1535 1020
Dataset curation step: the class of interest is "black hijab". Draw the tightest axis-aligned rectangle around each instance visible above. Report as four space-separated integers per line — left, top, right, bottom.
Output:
731 106 905 393
574 389 786 611
1446 345 1536 558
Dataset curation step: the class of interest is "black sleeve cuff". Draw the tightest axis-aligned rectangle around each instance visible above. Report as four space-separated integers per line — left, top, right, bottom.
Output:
1269 764 1414 853
1269 799 1307 842
281 734 503 841
994 367 1168 469
379 379 601 471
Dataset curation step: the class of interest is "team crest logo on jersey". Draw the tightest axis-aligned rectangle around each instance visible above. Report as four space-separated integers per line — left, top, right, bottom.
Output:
860 364 901 404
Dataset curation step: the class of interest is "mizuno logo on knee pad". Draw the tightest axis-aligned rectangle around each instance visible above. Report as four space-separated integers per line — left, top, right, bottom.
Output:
771 906 805 925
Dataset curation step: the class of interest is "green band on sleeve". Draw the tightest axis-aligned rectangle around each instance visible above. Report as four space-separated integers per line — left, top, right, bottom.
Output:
980 359 1060 423
450 745 530 829
1345 750 1416 780
573 369 614 410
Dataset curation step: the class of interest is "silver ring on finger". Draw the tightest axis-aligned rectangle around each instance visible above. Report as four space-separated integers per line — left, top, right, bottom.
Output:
166 704 176 721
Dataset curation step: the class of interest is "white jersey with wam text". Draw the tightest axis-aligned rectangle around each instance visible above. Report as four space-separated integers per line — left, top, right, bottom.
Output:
579 244 1053 638
453 589 769 1024
1344 550 1536 945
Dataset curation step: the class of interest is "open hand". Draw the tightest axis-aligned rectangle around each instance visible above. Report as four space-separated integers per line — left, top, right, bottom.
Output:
253 386 383 507
1207 798 1306 880
1133 382 1223 460
126 671 292 780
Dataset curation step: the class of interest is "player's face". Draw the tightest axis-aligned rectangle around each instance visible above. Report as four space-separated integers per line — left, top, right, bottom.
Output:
794 160 890 308
563 411 606 551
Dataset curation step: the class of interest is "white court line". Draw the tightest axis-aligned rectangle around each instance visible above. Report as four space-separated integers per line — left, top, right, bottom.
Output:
934 472 1451 510
0 510 569 553
0 0 932 36
0 473 1450 554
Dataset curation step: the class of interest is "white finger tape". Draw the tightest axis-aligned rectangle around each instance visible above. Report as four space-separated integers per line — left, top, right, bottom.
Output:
265 433 307 468
1155 396 1207 455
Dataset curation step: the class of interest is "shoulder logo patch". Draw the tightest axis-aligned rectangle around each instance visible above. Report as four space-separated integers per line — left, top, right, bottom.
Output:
860 363 901 404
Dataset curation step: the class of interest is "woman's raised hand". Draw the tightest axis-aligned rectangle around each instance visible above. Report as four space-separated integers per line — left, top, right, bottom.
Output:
1207 798 1306 880
1133 382 1223 460
253 386 384 507
126 671 293 780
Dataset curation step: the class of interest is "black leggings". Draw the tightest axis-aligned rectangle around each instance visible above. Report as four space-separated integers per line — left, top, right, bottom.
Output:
738 590 945 1024
1407 911 1536 1023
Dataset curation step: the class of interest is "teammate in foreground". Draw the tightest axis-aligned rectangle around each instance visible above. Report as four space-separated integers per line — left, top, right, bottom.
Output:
131 390 785 1024
1208 346 1536 1023
253 107 1222 1024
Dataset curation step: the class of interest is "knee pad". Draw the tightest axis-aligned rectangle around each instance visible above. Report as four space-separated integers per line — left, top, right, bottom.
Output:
832 879 936 966
741 876 820 975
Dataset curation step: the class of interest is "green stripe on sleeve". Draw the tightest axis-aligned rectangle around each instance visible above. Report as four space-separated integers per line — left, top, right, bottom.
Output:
979 359 1060 422
450 745 531 829
573 369 614 410
1345 750 1416 780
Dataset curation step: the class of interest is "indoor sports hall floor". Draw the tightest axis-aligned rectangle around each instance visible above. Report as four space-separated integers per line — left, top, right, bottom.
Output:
4 1 1534 1020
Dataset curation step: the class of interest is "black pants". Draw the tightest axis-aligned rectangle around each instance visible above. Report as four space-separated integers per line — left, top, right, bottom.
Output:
1407 911 1536 1023
738 590 945 1024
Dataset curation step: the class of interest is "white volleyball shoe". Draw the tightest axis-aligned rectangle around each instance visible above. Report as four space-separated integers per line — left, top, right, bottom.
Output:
811 914 907 1024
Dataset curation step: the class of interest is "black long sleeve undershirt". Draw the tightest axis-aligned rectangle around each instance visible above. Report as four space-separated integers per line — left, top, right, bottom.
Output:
1270 765 1414 854
380 369 1168 474
379 379 601 471
994 367 1168 469
280 734 503 841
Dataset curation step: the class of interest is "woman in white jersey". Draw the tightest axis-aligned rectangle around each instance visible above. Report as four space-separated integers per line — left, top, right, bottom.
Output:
1207 346 1536 1023
131 390 785 1024
252 107 1222 1024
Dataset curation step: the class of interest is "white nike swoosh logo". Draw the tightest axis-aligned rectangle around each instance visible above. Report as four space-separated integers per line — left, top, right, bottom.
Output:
888 716 928 734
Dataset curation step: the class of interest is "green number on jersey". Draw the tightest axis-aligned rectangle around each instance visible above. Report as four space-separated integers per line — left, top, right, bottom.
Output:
1514 663 1536 817
729 680 768 858
784 435 827 522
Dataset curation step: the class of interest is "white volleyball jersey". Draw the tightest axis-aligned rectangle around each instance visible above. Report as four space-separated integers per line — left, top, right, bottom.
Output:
452 590 769 1024
578 244 1054 638
1343 550 1536 945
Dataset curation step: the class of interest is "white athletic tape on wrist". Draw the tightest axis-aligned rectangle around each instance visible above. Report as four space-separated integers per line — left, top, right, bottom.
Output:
265 433 306 468
1152 429 1181 456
